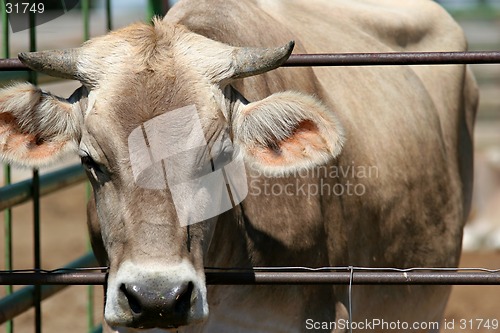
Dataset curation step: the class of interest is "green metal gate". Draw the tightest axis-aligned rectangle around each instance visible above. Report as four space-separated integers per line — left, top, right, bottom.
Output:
0 1 165 332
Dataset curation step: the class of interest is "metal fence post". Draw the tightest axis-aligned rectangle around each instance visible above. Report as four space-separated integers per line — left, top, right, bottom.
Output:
81 1 95 331
27 10 43 333
105 0 112 32
147 0 164 20
1 0 13 331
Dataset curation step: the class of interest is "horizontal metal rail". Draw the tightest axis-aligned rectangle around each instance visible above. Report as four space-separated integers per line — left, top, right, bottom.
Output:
0 253 97 324
0 164 85 211
0 58 25 71
1 51 500 71
283 51 500 66
1 271 499 286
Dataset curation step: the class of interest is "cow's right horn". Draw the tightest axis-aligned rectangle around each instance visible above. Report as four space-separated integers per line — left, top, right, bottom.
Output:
230 41 295 79
18 48 79 80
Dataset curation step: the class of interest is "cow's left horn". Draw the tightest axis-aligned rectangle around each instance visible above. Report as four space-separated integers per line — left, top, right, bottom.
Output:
230 41 294 79
18 48 79 80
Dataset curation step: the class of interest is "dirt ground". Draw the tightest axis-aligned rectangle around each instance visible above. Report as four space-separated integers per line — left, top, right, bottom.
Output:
0 184 499 333
446 252 500 332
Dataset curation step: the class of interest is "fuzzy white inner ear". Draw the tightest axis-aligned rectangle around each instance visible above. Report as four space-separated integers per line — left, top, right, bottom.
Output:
233 91 344 176
0 83 80 168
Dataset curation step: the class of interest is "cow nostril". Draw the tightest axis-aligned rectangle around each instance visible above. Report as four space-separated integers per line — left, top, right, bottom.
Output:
174 281 194 315
119 281 195 326
120 283 142 315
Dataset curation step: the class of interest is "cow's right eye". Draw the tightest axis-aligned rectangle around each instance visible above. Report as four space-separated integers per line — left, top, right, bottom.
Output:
81 155 110 184
81 155 101 172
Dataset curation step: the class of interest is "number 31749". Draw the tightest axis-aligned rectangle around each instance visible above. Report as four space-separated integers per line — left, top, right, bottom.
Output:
5 2 45 14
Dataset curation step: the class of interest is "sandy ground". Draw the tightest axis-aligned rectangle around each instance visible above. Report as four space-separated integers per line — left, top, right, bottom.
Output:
446 252 500 332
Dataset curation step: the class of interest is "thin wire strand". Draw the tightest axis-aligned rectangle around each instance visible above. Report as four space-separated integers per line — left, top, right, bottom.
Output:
0 267 108 273
2 266 500 274
205 266 500 273
348 266 353 333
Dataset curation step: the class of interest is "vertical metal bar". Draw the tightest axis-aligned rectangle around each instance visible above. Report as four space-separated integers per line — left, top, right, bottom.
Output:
85 2 113 329
1 1 14 332
86 197 95 333
81 2 95 330
147 0 163 20
82 0 90 41
81 1 94 331
28 10 42 333
106 0 112 32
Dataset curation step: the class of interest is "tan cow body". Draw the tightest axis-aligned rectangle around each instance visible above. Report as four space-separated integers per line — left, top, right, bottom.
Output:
0 0 477 332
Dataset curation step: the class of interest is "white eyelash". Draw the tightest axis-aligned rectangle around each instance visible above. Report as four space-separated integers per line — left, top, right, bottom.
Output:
85 91 97 116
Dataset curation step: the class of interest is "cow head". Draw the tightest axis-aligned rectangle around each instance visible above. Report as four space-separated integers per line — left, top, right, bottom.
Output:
0 19 344 329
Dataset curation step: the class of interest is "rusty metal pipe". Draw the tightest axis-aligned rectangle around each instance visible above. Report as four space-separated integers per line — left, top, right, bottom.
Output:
0 58 27 71
1 51 500 72
0 253 98 324
1 271 499 285
283 51 500 66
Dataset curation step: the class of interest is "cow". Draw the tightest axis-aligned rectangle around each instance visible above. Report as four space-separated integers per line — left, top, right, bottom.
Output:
0 0 478 332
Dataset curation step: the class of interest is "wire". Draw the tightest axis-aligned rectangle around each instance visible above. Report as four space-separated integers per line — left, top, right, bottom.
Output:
2 266 500 274
348 266 354 333
0 267 108 274
205 266 500 273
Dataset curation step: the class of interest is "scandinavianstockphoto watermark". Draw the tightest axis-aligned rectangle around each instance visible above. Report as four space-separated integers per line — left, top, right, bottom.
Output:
3 1 80 33
127 105 378 226
248 163 379 199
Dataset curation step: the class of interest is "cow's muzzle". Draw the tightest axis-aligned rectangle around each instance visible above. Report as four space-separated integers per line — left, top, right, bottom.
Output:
105 260 208 329
120 280 194 328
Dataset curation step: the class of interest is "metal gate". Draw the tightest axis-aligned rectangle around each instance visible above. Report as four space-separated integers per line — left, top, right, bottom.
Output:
1 1 500 333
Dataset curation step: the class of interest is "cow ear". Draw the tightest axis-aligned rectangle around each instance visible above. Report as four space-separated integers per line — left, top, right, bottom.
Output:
232 91 345 176
0 83 81 168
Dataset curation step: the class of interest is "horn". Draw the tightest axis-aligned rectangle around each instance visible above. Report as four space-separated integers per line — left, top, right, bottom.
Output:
18 48 80 80
230 41 295 79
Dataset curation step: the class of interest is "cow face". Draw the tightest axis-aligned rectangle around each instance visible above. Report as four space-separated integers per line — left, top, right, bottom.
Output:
0 19 344 330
